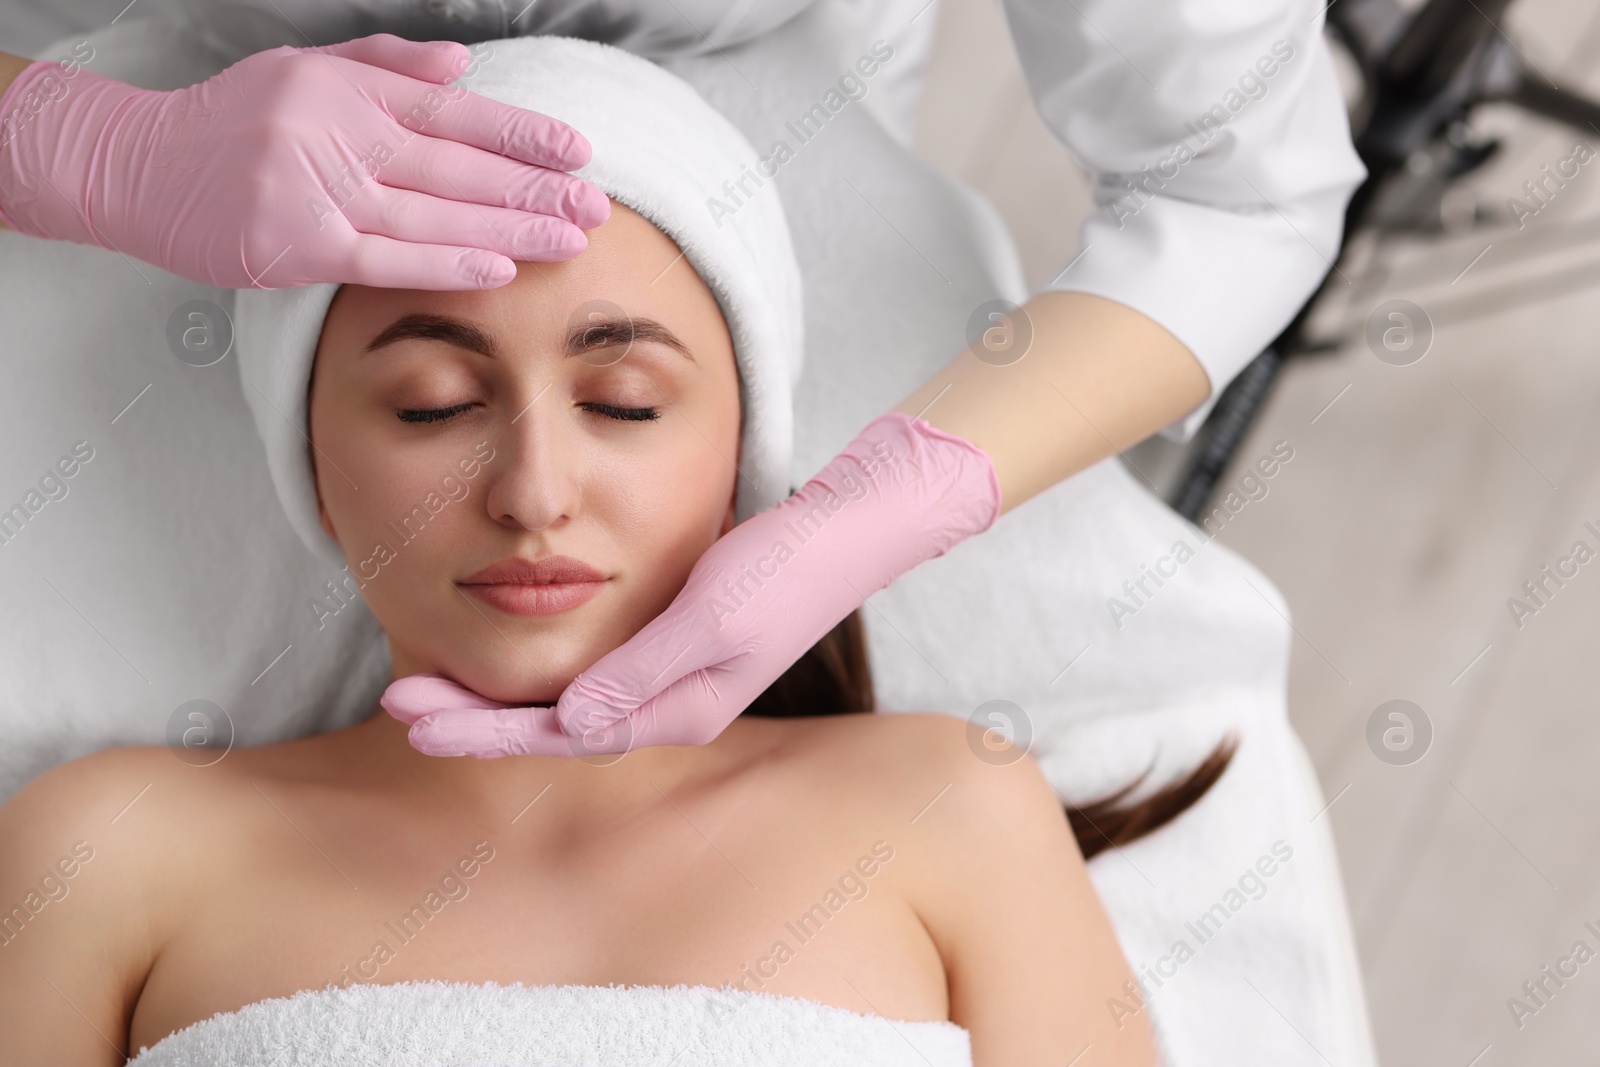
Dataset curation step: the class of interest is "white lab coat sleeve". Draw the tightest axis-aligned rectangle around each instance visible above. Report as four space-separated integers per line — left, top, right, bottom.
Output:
1001 0 1368 442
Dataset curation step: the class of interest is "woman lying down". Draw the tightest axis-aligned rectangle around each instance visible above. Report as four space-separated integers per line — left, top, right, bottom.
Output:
0 35 1233 1067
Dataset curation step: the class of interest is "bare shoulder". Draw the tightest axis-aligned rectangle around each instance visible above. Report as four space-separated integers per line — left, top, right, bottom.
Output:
760 708 1054 783
752 708 977 766
11 738 164 798
765 716 1150 1061
0 744 214 1065
747 711 1071 853
1 743 185 856
0 742 235 929
0 739 267 843
734 717 1152 1062
0 740 276 947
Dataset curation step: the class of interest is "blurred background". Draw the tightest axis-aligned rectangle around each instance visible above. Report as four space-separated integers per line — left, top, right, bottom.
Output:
911 0 1600 1061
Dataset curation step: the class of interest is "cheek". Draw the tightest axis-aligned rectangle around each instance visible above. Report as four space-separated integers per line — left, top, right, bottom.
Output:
311 405 488 597
587 399 740 609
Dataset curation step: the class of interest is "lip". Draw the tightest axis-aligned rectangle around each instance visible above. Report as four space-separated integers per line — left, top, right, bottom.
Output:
458 555 609 617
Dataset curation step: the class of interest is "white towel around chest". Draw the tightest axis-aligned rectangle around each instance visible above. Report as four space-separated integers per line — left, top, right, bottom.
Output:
124 980 972 1067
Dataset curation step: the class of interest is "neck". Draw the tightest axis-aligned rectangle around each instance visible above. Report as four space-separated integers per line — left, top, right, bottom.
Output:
333 661 734 823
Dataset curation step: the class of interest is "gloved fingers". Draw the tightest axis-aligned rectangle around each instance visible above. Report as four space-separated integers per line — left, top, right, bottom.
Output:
544 686 711 756
618 667 749 749
373 135 610 228
308 34 471 84
407 705 597 759
355 61 593 172
405 662 754 759
343 184 588 263
554 607 720 734
339 231 517 289
379 671 516 726
581 656 787 752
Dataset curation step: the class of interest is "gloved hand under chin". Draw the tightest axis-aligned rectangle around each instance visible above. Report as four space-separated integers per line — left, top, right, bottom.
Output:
0 33 608 288
383 412 1002 759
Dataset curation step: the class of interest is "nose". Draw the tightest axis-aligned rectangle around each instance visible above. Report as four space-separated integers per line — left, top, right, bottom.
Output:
482 389 582 532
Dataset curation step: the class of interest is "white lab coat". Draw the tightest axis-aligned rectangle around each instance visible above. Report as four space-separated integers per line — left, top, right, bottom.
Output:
852 0 1368 441
1000 0 1366 439
5 0 1364 442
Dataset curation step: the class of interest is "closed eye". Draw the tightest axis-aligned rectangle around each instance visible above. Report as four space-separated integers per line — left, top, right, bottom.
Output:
397 403 475 424
582 402 660 422
396 401 661 424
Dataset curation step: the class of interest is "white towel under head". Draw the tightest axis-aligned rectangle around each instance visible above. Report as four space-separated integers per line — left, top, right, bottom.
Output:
123 980 972 1067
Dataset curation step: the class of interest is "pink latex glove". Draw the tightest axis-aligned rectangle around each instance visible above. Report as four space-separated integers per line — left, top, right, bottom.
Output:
0 33 608 289
388 413 1002 758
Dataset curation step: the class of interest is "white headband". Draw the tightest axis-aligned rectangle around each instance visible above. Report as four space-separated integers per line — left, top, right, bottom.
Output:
234 34 804 568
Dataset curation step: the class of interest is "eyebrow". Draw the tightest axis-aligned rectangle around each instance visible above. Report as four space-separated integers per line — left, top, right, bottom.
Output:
362 313 696 363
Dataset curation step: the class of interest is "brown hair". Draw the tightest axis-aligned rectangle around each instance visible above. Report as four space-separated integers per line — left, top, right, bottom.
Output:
745 611 1238 861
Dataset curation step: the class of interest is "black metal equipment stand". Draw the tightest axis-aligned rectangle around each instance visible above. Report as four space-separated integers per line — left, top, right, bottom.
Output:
1168 0 1600 521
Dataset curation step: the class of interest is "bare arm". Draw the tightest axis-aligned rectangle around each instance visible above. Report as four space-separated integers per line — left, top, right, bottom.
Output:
0 50 30 94
902 723 1158 1066
897 0 1365 517
895 291 1207 514
0 49 39 232
0 749 161 1066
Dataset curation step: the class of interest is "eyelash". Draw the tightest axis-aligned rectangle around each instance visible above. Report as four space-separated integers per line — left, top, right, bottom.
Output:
584 402 661 423
397 403 474 424
395 402 661 425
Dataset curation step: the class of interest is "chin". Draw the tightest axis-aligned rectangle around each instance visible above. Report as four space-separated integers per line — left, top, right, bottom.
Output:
438 636 613 708
438 663 569 707
395 600 654 707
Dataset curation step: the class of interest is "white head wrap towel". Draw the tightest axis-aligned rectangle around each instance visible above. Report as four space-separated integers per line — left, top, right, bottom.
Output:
234 34 804 568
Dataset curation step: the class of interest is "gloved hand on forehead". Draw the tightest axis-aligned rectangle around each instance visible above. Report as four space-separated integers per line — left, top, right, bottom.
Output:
0 33 609 289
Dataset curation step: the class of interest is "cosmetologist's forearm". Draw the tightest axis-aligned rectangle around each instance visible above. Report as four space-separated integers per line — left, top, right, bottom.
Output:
894 289 1210 514
0 50 40 232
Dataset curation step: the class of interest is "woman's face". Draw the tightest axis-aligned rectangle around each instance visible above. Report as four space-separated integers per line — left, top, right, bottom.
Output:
309 200 741 704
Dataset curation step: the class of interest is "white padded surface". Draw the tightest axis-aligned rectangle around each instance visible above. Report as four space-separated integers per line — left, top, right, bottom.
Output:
0 4 1374 1064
